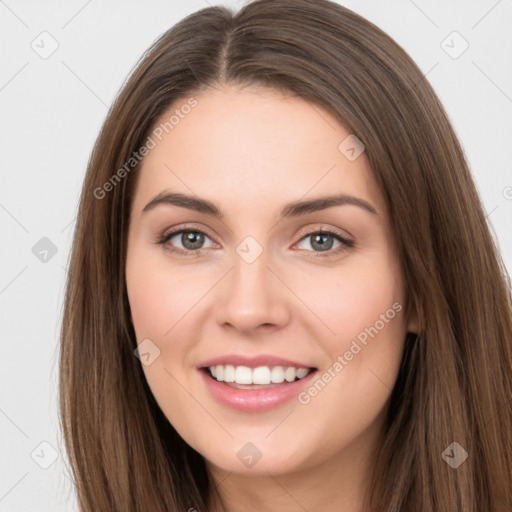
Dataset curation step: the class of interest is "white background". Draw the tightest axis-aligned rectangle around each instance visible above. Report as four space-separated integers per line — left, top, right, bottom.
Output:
1 0 511 510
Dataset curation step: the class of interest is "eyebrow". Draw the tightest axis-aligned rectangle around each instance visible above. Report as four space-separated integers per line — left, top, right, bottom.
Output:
142 191 378 218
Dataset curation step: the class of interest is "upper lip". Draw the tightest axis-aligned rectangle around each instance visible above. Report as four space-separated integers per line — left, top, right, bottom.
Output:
198 354 317 370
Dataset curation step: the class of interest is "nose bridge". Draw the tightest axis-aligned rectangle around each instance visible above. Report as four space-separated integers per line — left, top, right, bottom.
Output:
217 234 289 331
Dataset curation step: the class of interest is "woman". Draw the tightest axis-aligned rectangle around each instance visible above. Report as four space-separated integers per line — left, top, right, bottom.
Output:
59 0 512 510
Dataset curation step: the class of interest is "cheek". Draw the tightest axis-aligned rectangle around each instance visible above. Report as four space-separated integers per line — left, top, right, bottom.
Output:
125 245 203 429
298 256 405 405
290 250 406 413
294 252 404 348
126 246 203 338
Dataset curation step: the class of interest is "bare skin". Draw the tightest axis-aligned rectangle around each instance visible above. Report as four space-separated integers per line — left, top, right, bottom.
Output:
125 83 417 512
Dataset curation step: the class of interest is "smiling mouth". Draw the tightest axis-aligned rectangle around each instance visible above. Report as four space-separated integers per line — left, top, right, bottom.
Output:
202 364 317 389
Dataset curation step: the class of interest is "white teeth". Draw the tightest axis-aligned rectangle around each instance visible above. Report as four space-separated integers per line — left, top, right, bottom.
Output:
296 368 309 379
223 364 235 382
284 367 296 382
252 366 271 385
207 364 312 385
235 366 253 384
271 366 285 383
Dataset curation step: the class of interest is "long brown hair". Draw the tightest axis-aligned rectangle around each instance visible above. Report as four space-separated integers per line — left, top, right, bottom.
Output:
59 0 512 510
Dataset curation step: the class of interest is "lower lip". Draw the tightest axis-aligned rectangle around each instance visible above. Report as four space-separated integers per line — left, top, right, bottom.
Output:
199 369 317 412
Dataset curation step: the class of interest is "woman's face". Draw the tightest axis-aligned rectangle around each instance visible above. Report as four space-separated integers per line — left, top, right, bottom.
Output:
126 84 417 478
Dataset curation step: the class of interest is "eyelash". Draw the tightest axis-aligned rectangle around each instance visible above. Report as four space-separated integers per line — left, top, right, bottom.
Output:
155 224 355 259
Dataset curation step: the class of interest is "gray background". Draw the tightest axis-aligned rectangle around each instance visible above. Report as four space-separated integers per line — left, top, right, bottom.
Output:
1 0 511 510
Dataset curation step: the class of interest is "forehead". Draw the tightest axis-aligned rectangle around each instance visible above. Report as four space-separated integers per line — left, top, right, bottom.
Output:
132 84 386 219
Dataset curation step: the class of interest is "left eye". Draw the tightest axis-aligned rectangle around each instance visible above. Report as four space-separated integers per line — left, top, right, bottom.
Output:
295 231 345 252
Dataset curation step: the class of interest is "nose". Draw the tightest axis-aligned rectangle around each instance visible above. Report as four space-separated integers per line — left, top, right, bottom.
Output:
216 246 291 334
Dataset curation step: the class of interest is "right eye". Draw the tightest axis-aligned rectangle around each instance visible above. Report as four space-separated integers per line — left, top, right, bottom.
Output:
157 226 217 257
